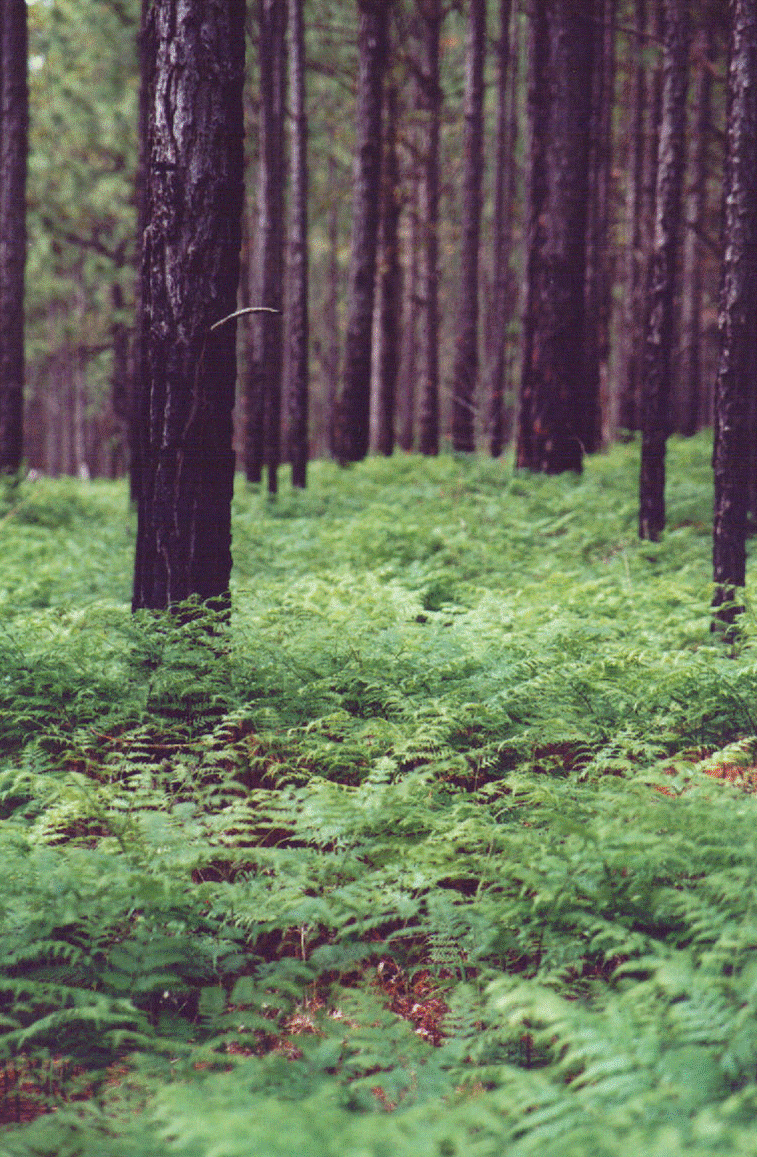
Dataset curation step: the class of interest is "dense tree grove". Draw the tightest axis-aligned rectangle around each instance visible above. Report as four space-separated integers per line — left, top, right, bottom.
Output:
8 0 753 610
21 0 731 468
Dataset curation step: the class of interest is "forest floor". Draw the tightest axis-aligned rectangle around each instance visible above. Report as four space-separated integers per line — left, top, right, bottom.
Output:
2 434 757 1157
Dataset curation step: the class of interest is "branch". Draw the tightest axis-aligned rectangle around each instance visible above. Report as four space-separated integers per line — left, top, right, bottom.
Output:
209 307 280 332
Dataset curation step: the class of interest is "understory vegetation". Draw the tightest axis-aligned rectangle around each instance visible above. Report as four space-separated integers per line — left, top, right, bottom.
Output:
2 435 757 1156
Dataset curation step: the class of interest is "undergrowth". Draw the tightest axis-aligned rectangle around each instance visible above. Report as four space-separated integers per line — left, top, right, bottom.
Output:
2 435 757 1155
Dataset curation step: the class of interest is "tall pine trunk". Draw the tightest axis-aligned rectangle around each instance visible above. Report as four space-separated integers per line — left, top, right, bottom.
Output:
638 0 689 541
677 15 716 437
417 0 443 457
286 0 309 487
618 0 647 434
0 0 27 475
712 0 757 632
397 168 420 452
451 0 486 454
517 0 593 474
336 0 390 463
373 71 402 457
325 155 341 460
487 0 514 459
132 0 245 612
246 0 286 493
582 0 614 452
129 0 150 505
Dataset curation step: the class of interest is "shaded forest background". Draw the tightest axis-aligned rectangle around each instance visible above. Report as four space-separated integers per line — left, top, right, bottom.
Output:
22 0 726 481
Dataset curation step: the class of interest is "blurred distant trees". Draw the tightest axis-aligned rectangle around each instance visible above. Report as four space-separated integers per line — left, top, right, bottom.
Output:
25 0 139 479
21 0 732 487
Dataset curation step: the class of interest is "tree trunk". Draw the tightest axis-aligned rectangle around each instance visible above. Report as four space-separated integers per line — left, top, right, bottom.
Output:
712 0 757 633
636 0 667 422
516 0 594 474
129 0 150 505
132 0 245 612
109 279 129 476
618 0 647 434
397 171 420 452
582 0 614 453
325 155 341 460
373 71 402 457
417 0 443 457
246 0 286 494
487 0 514 459
450 0 486 454
0 0 27 475
677 15 716 437
336 0 390 463
286 0 309 487
638 0 689 541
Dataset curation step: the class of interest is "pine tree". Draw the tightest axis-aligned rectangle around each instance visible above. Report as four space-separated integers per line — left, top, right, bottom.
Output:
638 0 690 541
517 0 594 474
336 0 391 463
132 0 245 611
451 0 486 454
677 7 718 437
373 65 402 457
286 0 309 488
245 0 286 493
417 0 443 457
0 0 28 475
711 0 757 633
486 0 515 459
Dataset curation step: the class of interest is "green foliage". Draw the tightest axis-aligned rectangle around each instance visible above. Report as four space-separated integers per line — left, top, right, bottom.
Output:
3 437 757 1154
26 0 139 421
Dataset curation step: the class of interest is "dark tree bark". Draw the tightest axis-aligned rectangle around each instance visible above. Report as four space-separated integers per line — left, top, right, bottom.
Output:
0 0 28 475
712 0 757 632
373 70 402 457
618 0 648 435
246 0 286 493
638 0 690 541
622 0 667 439
417 0 443 457
132 0 245 612
397 170 420 452
487 0 514 459
451 0 486 454
582 0 615 453
336 0 390 463
516 0 594 474
286 0 309 487
325 155 341 460
677 13 716 437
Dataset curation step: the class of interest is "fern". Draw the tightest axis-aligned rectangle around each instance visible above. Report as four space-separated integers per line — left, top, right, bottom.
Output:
3 437 757 1154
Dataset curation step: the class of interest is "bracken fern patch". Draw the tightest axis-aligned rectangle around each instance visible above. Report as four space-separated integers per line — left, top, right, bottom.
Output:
3 436 757 1155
